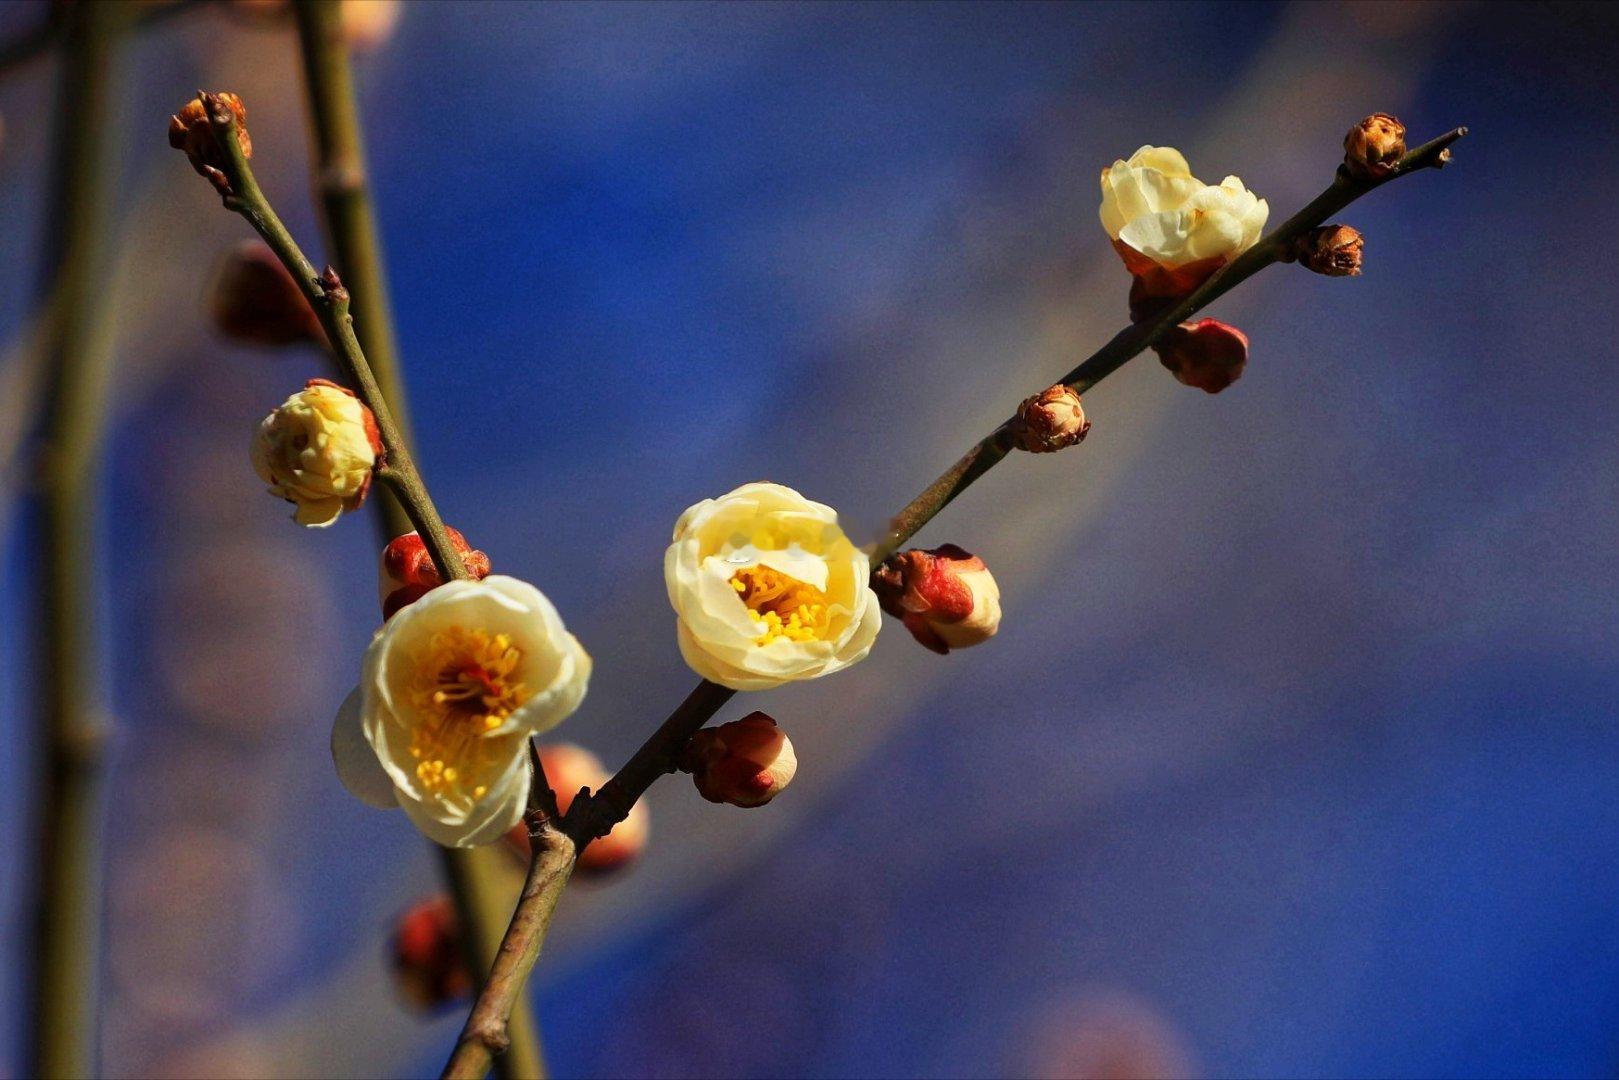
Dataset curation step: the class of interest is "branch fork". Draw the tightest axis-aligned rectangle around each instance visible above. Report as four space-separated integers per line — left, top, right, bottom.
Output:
179 91 1466 1080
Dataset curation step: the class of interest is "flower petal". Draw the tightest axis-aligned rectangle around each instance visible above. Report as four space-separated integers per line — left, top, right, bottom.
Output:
331 687 398 809
397 768 529 848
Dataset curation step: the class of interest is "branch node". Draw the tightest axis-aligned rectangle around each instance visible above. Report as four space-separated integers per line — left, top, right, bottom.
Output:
468 1020 511 1057
318 265 349 303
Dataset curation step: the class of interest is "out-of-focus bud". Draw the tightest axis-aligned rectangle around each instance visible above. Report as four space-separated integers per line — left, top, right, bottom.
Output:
679 713 797 808
228 0 400 49
168 92 250 181
504 744 649 874
1013 384 1091 453
872 544 1002 654
209 241 323 347
390 895 472 1012
1343 113 1405 180
251 378 382 527
1293 224 1364 277
341 0 401 49
378 528 492 618
1154 318 1249 394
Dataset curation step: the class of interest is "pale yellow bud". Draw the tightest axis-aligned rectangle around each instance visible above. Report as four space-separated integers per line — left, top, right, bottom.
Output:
250 379 381 528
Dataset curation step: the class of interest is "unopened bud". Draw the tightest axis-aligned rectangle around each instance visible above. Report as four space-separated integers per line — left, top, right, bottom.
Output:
209 241 323 346
872 544 1002 654
379 528 492 618
1154 318 1248 394
227 0 400 50
251 378 382 527
680 713 796 808
168 92 250 182
389 895 472 1012
1293 224 1364 277
1343 113 1405 180
1014 384 1091 453
504 744 648 874
340 0 401 49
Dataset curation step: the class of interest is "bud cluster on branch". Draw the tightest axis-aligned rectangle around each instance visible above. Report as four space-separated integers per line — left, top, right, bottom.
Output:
165 86 1465 1080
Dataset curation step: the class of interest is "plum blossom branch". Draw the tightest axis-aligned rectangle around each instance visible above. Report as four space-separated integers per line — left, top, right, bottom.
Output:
441 120 1468 1080
287 5 550 1076
193 92 468 586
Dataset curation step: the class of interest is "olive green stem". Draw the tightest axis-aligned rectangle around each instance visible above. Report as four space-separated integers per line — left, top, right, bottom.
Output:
291 0 413 517
197 92 467 586
0 0 195 80
30 4 127 1077
287 7 547 1073
440 123 1468 1080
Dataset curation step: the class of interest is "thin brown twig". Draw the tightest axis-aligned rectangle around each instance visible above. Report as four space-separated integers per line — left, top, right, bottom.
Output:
196 91 466 585
440 122 1468 1080
286 5 549 1074
193 87 572 1079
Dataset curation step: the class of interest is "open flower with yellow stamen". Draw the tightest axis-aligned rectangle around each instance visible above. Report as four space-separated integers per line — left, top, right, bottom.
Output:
665 482 880 691
1099 146 1268 300
331 575 591 847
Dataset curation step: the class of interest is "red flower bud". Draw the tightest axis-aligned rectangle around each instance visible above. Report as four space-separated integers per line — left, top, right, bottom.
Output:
1294 224 1364 277
1014 384 1091 453
504 744 649 874
209 241 324 347
872 544 1001 654
1153 318 1249 394
1343 113 1406 180
378 527 492 618
389 895 471 1012
680 713 797 808
168 92 250 181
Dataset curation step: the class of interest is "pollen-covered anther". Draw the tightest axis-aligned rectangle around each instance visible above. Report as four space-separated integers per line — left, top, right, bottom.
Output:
730 564 833 644
403 627 532 796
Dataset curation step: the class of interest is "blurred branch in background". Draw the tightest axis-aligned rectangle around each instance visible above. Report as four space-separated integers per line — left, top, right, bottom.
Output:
0 0 200 82
28 2 128 1076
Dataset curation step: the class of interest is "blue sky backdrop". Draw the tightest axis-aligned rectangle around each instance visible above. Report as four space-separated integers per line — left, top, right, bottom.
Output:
2 2 1617 1076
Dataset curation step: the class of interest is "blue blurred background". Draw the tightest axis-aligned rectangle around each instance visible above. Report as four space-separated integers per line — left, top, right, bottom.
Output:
3 1 1618 1076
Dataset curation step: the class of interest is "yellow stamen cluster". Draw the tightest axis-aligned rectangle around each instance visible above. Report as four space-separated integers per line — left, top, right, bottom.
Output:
405 626 530 796
730 565 831 645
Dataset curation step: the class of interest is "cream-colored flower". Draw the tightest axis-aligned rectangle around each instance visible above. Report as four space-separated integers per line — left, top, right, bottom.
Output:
665 482 880 691
251 378 380 528
331 575 592 847
1099 146 1268 286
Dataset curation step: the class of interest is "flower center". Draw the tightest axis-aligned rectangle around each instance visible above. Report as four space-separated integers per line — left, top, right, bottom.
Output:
405 626 531 797
730 565 831 645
